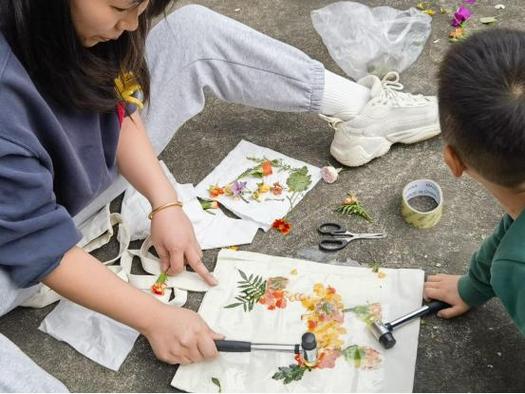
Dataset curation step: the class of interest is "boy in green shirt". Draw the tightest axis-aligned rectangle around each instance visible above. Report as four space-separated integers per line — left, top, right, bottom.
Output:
424 29 525 335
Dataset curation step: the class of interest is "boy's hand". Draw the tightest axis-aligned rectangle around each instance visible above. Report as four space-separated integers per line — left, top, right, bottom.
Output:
150 207 218 286
144 304 224 364
424 274 470 319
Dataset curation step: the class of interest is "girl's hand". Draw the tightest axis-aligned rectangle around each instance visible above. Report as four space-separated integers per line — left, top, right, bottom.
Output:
144 304 224 364
150 206 217 286
424 274 470 318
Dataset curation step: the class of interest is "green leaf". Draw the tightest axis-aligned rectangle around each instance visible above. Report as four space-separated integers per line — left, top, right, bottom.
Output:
272 364 307 384
342 345 365 368
336 201 373 222
224 302 243 309
251 170 264 178
211 377 222 393
236 167 254 180
238 269 248 281
347 304 378 325
368 261 380 273
286 166 312 192
223 271 267 312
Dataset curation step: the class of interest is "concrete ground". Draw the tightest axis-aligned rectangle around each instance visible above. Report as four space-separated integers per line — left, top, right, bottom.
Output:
1 0 524 392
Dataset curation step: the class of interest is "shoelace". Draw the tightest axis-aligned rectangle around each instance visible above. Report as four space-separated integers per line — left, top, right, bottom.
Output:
318 113 344 130
378 71 430 107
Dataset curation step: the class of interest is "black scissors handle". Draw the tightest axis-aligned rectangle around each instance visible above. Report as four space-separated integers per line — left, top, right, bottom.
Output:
317 222 346 236
319 237 349 251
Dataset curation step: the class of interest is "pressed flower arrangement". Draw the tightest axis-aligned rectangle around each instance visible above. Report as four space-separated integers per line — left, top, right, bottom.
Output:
207 156 314 235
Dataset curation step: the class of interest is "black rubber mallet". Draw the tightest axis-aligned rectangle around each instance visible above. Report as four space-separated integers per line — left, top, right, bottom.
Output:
369 300 450 349
214 332 318 365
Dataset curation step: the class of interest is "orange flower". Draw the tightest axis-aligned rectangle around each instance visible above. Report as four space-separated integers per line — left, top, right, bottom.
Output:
449 27 465 41
272 218 291 235
343 194 358 205
271 182 283 195
208 185 224 198
151 272 168 295
261 160 273 176
316 349 341 369
151 283 166 295
275 298 287 308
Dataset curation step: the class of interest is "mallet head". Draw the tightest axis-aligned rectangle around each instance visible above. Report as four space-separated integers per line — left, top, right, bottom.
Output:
301 332 318 365
369 321 396 349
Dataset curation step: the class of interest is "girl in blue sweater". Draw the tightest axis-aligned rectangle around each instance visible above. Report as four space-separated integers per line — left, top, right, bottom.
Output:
0 1 438 390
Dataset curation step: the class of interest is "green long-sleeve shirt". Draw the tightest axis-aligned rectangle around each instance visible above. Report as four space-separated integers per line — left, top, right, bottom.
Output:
458 209 525 335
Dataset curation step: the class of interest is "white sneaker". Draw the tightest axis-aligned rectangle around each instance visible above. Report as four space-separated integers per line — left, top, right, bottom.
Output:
322 71 441 167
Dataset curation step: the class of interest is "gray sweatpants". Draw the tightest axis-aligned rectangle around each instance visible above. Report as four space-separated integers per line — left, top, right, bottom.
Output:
0 5 324 391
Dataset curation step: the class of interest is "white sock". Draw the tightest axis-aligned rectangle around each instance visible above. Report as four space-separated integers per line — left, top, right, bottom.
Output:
320 70 370 121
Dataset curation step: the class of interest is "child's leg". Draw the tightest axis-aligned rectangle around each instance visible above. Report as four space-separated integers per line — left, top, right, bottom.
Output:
142 4 369 154
0 270 68 392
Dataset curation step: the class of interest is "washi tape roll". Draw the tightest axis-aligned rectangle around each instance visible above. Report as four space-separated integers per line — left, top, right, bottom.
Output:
401 179 443 229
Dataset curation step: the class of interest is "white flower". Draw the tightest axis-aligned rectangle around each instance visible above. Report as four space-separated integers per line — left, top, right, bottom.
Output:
321 166 342 184
495 4 505 10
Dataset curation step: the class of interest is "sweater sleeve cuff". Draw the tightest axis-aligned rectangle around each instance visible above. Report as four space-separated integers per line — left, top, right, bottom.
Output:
458 275 493 307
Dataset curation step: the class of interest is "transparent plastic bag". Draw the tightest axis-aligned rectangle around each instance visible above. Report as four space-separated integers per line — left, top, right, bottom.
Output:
311 1 432 80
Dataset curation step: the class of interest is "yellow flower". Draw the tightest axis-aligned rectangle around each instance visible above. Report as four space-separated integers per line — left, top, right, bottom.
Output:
114 72 144 110
257 182 271 194
223 183 233 196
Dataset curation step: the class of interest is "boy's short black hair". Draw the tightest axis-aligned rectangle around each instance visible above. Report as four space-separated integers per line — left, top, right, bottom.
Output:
438 29 525 188
0 0 173 113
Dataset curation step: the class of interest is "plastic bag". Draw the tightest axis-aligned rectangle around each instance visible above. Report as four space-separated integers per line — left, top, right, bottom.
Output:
311 1 432 80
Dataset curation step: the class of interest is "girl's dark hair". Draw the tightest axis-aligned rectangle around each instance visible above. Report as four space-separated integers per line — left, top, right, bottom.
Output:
0 0 173 112
438 29 525 188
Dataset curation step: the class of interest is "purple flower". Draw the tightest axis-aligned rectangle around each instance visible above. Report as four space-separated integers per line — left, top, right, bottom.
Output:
451 6 472 27
231 180 247 196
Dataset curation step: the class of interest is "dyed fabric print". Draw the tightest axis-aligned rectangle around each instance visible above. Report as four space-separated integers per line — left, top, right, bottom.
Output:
225 273 383 385
272 283 383 385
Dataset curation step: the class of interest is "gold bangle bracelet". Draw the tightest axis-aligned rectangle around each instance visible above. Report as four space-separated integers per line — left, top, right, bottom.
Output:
148 201 183 220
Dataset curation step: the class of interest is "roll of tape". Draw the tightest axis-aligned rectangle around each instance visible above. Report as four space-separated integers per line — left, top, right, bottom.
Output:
401 179 443 229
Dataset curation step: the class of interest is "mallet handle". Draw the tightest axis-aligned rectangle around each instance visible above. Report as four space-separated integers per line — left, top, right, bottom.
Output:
387 301 450 331
214 340 251 352
214 340 298 353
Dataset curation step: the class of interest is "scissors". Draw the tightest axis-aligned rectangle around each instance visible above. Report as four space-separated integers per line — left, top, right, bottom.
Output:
318 222 386 251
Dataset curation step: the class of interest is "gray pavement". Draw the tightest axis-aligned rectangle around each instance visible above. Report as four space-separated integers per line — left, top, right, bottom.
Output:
1 0 524 392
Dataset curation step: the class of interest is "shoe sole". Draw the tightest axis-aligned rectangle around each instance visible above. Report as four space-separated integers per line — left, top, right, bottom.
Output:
330 124 441 167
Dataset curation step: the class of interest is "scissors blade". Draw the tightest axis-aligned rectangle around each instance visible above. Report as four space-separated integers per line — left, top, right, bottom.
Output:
351 233 386 239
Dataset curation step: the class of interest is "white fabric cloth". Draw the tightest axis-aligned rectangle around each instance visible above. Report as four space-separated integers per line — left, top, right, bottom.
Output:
39 300 140 372
121 161 260 247
171 249 424 393
196 140 322 230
